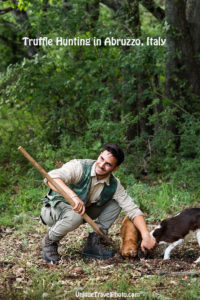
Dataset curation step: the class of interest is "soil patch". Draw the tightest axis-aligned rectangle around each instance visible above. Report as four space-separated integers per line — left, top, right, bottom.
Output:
0 217 200 299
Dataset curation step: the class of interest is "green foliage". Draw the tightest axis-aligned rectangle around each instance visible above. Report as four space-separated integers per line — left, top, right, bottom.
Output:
0 0 200 220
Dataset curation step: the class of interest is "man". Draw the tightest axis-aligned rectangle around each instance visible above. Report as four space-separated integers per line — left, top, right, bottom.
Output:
41 144 156 262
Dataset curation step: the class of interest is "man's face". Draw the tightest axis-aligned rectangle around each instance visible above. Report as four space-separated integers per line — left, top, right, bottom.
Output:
95 150 119 179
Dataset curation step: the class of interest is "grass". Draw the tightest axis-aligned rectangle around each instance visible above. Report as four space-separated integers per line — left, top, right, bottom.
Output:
0 181 46 226
127 180 198 221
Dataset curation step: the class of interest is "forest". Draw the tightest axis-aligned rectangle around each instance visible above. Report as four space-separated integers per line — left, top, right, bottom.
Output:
0 0 200 299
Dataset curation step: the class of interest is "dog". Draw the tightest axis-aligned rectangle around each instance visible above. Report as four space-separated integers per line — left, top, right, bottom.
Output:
151 208 200 262
120 216 140 260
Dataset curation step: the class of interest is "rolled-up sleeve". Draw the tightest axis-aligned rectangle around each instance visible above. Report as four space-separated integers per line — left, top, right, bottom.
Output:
113 178 144 220
43 159 82 185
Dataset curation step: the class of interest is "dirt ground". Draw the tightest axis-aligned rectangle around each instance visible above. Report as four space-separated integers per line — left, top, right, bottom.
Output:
0 216 200 299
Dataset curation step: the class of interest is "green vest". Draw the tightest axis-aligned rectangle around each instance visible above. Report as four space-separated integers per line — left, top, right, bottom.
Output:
42 159 117 207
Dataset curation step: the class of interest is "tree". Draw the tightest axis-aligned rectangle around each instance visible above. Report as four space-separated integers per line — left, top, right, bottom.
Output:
1 0 200 184
165 0 200 104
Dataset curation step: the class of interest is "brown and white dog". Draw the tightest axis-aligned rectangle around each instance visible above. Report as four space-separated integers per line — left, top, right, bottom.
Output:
151 208 200 262
120 216 140 260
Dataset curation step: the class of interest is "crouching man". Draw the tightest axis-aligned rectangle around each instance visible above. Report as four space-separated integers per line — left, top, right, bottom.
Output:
40 144 156 262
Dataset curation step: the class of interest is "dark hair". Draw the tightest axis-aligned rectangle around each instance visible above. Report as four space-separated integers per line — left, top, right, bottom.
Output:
103 144 125 166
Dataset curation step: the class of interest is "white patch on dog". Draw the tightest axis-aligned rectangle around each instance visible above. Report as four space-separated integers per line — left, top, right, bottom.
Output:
150 225 161 236
163 239 184 260
194 230 200 263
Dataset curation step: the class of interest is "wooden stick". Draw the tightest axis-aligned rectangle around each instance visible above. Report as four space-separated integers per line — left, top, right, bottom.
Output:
18 146 117 251
158 271 200 276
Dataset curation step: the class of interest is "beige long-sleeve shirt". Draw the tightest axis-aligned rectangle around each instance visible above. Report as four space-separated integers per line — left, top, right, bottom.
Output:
44 159 144 220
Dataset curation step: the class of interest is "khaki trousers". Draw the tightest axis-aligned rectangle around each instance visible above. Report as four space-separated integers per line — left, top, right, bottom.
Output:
41 199 121 241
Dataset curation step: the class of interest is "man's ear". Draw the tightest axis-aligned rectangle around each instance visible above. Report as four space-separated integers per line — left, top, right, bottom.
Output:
113 165 119 172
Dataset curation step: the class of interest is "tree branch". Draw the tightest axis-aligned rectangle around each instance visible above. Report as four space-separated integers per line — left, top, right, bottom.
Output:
140 0 165 20
100 0 123 12
0 7 13 15
0 19 18 29
0 34 28 57
101 0 165 21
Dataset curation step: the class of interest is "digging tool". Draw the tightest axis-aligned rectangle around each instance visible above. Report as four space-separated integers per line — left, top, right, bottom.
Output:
18 146 118 251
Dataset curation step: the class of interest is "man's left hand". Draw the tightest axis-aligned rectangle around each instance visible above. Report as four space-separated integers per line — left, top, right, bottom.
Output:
141 233 157 252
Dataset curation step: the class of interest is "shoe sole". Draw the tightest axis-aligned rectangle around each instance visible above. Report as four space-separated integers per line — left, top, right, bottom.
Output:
42 251 60 263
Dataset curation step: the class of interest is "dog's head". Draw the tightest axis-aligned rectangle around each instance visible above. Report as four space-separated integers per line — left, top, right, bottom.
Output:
121 246 138 260
150 225 163 243
138 247 149 259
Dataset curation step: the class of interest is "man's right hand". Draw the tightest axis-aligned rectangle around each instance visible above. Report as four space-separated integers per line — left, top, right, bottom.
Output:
47 178 85 215
72 196 85 216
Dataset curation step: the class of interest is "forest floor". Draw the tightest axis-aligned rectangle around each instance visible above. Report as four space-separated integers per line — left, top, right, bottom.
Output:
0 214 200 300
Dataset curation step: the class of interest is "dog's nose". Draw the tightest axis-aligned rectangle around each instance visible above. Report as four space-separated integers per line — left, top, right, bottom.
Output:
138 247 149 259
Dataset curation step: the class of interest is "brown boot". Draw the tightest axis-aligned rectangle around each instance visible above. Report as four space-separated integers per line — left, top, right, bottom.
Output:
41 233 61 263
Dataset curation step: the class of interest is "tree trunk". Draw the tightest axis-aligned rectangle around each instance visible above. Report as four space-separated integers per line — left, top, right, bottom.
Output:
186 0 200 53
165 0 200 101
12 8 38 57
86 0 100 29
